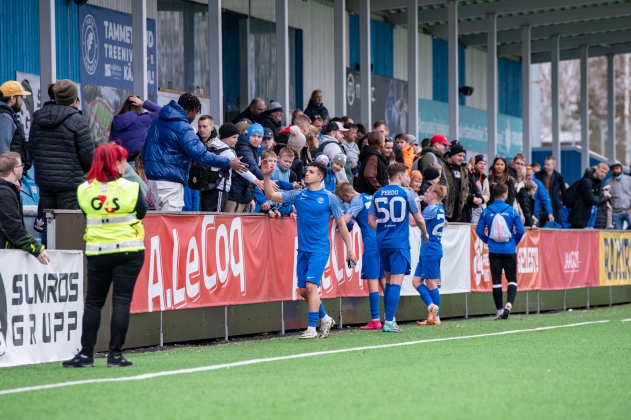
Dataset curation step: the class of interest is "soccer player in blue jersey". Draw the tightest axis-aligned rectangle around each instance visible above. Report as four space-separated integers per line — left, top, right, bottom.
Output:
262 159 357 339
335 182 385 330
412 184 447 326
368 163 429 333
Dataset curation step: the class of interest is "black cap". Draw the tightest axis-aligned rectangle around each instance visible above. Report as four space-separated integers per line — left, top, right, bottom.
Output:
219 122 240 140
238 118 252 125
322 121 339 135
449 143 466 156
263 127 274 139
423 166 440 181
475 154 487 164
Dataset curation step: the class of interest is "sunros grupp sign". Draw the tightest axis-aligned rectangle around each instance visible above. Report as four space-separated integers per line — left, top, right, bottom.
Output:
79 4 157 98
0 251 84 367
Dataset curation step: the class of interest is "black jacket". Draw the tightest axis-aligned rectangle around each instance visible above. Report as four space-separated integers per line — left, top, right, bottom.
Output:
0 178 44 256
29 104 94 191
518 188 535 227
534 169 566 222
232 107 261 124
568 168 608 228
354 146 388 195
229 133 263 204
261 115 283 142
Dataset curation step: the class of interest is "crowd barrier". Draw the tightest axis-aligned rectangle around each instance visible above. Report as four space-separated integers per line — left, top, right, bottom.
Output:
130 214 631 314
3 211 630 365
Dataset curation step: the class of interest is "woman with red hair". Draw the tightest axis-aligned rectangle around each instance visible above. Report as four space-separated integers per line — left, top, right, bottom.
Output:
63 143 147 368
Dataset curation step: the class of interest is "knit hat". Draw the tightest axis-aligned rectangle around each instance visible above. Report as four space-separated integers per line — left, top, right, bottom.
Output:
314 154 330 165
247 123 264 139
423 166 440 181
287 125 306 152
410 170 422 182
449 143 466 156
430 133 450 146
475 154 487 164
332 153 347 166
267 101 283 113
53 80 78 105
219 122 240 139
408 135 418 146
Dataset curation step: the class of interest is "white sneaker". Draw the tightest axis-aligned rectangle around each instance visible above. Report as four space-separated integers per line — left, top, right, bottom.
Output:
300 329 319 339
319 317 336 339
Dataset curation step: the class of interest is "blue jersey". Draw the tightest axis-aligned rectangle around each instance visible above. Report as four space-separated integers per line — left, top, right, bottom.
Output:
347 193 377 251
281 188 344 255
368 185 419 250
420 204 445 258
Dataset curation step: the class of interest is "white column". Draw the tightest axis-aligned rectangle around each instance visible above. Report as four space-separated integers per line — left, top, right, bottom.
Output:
407 0 419 138
580 45 590 172
448 0 459 140
551 36 561 172
334 0 347 117
522 26 531 163
360 0 372 126
39 0 56 90
487 14 497 159
276 0 290 125
209 0 223 124
607 54 616 161
132 0 148 99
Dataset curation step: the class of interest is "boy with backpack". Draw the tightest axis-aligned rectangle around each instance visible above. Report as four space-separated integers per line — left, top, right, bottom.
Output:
476 183 525 320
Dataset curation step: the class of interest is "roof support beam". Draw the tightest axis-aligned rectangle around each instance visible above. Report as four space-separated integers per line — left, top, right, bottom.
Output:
428 3 631 37
448 0 458 141
487 14 498 160
334 0 347 117
208 0 223 124
461 16 631 47
391 0 609 26
580 45 590 173
408 0 419 139
551 36 562 171
346 0 443 14
532 42 631 63
360 0 372 126
522 26 532 163
607 54 616 162
498 29 631 56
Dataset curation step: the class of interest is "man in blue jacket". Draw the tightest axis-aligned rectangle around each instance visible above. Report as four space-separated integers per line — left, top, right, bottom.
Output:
526 165 554 226
476 183 525 320
142 93 247 211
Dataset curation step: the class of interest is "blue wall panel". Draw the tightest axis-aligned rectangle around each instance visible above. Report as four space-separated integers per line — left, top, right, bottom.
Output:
349 14 393 78
532 149 609 185
55 0 81 82
0 0 40 81
433 39 466 105
498 57 522 118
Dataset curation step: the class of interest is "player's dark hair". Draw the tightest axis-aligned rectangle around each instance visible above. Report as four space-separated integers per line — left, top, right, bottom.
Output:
178 92 202 114
308 161 327 180
388 163 408 180
493 182 509 199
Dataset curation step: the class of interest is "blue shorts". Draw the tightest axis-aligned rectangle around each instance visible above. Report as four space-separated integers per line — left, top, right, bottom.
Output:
414 256 442 280
361 248 385 280
296 251 329 288
379 248 411 276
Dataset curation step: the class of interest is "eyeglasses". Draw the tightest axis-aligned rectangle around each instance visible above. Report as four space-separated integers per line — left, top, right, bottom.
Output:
14 164 24 169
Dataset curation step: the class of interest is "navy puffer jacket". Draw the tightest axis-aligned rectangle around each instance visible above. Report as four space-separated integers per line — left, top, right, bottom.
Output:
142 100 230 185
229 133 263 204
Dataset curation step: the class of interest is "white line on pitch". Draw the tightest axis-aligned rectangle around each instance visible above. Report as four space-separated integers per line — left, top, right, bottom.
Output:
0 320 610 397
621 318 631 322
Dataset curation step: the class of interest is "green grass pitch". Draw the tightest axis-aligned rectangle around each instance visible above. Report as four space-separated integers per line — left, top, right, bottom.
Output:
1 304 630 419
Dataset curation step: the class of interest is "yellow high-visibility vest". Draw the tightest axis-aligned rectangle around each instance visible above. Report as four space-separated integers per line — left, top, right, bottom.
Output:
77 177 145 256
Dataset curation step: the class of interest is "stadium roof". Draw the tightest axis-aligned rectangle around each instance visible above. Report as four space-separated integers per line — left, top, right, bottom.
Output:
347 0 631 63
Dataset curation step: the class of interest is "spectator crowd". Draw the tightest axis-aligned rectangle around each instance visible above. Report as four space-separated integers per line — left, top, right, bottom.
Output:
2 78 631 262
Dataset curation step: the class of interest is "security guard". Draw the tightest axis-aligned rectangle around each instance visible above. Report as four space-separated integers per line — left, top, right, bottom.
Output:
63 144 147 368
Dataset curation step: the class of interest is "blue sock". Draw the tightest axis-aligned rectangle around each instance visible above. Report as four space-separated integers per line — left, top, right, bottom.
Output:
383 283 391 314
369 291 380 321
429 288 441 316
318 303 327 319
308 312 318 328
385 284 401 322
416 283 433 307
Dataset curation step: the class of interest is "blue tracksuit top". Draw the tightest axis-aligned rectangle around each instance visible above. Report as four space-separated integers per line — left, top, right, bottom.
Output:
476 200 525 254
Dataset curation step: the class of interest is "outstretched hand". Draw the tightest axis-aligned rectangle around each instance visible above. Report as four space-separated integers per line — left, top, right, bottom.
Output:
230 156 248 172
260 158 274 176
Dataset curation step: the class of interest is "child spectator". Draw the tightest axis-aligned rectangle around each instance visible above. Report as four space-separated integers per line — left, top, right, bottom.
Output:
272 147 299 185
261 128 276 152
254 149 295 217
518 180 538 228
315 154 336 192
410 170 423 194
395 133 415 173
227 123 267 212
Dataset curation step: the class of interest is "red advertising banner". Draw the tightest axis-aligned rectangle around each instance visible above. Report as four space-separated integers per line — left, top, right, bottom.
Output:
470 226 541 292
540 230 599 290
130 215 366 314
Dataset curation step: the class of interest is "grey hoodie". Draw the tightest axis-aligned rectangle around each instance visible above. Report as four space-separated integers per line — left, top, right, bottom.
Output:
605 174 631 214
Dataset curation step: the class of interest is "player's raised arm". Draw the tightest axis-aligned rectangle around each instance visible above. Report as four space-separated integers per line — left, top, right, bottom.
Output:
261 158 285 202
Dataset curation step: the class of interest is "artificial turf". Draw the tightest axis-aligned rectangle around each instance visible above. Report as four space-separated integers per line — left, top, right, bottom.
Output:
1 304 630 419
